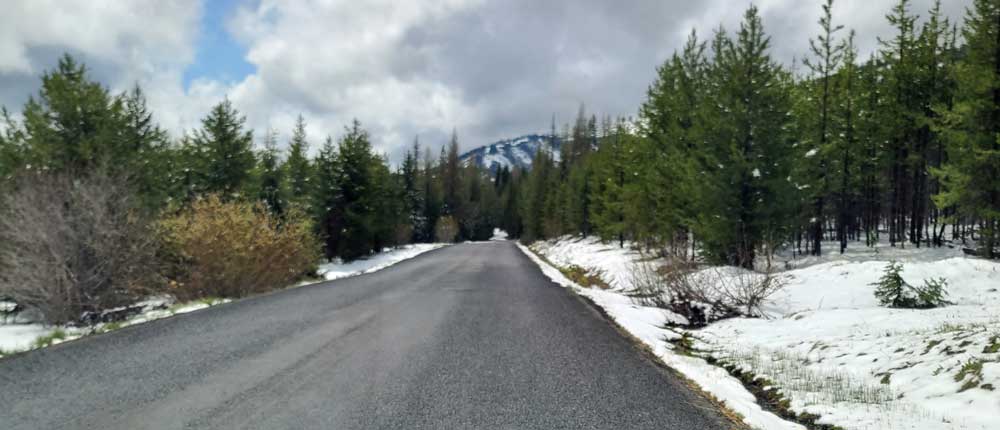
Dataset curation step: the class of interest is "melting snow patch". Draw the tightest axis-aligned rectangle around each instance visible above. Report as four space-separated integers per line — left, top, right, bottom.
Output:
313 243 446 282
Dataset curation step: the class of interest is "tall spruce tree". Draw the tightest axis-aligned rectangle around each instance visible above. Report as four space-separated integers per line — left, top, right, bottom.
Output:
312 136 342 260
285 115 313 210
694 6 794 268
191 98 255 198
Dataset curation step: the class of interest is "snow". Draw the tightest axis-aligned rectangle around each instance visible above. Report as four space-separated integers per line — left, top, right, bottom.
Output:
0 297 228 357
0 324 55 352
490 228 509 241
523 236 1000 430
312 243 446 282
1 244 448 358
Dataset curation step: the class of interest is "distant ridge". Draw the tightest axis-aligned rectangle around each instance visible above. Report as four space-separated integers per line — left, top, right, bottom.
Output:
459 134 561 173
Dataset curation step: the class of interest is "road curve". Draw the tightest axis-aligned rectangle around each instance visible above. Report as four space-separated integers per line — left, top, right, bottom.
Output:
0 241 731 429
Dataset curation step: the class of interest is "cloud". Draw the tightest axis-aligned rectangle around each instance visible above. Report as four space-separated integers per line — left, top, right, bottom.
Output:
0 0 973 162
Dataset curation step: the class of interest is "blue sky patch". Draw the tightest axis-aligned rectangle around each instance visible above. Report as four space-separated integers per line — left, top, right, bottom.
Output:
182 0 255 88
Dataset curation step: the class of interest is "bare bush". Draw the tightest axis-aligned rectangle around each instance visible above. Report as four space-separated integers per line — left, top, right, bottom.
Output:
0 171 164 325
711 267 788 317
628 257 786 326
158 195 320 300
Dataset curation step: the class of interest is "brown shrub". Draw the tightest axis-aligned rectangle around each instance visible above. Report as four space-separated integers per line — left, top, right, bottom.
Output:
434 216 459 243
0 171 164 325
158 195 320 300
629 257 786 326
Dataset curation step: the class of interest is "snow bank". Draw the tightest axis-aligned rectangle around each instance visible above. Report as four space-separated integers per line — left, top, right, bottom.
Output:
312 243 446 282
525 236 1000 430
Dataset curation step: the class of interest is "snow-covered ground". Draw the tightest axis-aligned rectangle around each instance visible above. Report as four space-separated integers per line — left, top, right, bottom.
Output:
0 297 228 355
1 243 447 358
311 243 446 282
525 236 1000 430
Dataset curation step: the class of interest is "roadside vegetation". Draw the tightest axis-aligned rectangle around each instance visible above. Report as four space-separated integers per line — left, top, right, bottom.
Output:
0 56 501 330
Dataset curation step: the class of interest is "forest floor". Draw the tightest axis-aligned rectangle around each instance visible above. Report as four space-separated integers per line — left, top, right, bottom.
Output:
525 236 1000 430
0 243 445 358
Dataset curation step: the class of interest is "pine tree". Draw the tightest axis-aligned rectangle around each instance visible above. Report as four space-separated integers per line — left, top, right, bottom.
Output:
285 115 313 210
638 30 707 254
19 54 119 171
335 120 382 260
520 147 554 242
191 98 255 198
934 0 1000 258
401 137 426 242
835 31 861 253
590 120 630 248
880 0 920 247
694 6 794 268
118 85 172 210
442 129 463 218
803 0 845 256
312 136 342 260
257 129 284 215
421 146 441 242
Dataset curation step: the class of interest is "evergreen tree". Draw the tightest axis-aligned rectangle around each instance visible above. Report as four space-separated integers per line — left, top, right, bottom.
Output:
934 0 1000 258
118 85 172 210
19 55 119 171
879 0 921 247
285 115 313 210
442 129 463 218
803 0 845 256
693 6 794 268
421 146 441 242
257 129 284 215
835 31 861 253
191 98 255 198
402 137 427 242
312 136 342 260
638 30 707 254
590 120 630 248
520 147 555 242
335 120 382 260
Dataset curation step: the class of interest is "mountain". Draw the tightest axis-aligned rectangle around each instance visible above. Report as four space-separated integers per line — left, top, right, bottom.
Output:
459 134 561 173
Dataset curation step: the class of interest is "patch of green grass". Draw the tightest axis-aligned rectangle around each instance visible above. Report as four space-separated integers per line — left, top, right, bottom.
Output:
559 265 610 289
984 335 1000 354
668 332 695 356
955 359 984 393
100 321 124 333
879 373 892 385
31 328 68 349
923 339 942 355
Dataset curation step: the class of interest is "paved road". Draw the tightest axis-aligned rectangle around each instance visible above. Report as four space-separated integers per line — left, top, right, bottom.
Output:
0 241 732 429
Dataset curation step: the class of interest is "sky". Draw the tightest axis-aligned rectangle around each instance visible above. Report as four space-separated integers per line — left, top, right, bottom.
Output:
0 0 972 162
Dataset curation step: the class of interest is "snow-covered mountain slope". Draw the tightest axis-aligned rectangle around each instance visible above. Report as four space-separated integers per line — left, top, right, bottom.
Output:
459 134 560 172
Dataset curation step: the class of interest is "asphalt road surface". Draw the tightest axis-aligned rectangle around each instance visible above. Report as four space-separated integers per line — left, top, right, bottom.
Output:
0 241 732 429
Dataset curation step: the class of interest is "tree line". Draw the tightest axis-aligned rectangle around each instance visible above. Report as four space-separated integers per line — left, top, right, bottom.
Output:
0 55 503 263
503 0 1000 268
